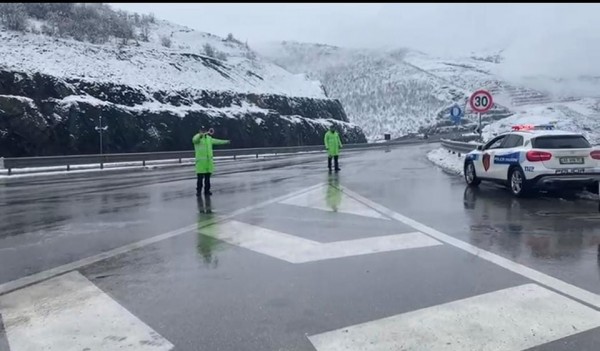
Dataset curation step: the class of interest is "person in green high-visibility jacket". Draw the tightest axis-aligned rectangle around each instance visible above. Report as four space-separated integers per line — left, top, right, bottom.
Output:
193 126 230 196
324 126 342 172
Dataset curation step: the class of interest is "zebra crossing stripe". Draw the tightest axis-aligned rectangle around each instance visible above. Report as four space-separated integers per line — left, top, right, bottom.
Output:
200 220 441 263
309 283 600 351
0 271 173 351
280 186 390 220
338 185 600 309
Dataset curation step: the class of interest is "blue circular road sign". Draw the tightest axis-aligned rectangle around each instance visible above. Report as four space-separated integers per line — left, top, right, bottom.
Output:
450 105 462 118
450 104 463 124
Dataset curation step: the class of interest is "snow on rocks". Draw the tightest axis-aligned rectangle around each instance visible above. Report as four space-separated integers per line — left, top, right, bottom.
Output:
0 20 326 98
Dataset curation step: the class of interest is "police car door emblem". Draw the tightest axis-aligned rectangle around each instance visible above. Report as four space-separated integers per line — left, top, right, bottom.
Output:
483 153 491 171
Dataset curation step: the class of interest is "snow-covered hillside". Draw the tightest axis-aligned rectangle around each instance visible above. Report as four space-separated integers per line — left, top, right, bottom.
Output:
256 41 467 140
0 20 325 98
0 5 367 157
256 41 600 141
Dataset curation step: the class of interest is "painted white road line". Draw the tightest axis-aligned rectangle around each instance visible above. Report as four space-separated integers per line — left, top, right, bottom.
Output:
309 283 600 351
0 271 173 351
0 183 326 296
338 185 600 309
280 186 390 220
202 220 442 263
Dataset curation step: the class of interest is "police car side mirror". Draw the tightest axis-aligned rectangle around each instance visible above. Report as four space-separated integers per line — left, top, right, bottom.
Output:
476 145 483 151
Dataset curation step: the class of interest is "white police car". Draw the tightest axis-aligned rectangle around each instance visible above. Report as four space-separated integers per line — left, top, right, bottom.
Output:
464 124 600 197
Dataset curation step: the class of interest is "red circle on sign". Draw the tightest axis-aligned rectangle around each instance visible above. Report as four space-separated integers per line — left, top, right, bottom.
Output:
469 90 493 113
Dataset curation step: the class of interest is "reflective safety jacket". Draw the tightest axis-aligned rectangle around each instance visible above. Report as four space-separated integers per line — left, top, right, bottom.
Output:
192 133 230 174
324 131 342 156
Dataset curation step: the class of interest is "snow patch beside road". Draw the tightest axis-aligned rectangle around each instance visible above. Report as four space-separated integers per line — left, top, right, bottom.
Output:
426 147 464 175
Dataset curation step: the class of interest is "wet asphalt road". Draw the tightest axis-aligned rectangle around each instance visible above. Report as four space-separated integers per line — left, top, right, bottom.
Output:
1 143 600 351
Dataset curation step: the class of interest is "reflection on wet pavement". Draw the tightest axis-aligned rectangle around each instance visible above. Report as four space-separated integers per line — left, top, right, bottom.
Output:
326 174 342 212
463 186 600 262
196 195 221 269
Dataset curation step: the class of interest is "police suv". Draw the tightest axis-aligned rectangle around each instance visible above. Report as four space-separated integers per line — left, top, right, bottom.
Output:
464 124 600 197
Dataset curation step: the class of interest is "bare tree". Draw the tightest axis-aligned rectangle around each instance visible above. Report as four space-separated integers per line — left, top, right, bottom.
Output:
244 50 256 60
4 3 155 45
139 22 150 42
160 35 172 48
0 3 28 31
203 43 215 57
215 51 228 61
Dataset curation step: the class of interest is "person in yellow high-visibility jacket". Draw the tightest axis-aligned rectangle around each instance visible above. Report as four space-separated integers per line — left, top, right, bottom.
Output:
324 126 342 172
192 126 230 196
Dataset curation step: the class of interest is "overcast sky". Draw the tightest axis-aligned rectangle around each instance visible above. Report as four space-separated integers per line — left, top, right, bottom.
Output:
110 3 597 53
110 3 600 85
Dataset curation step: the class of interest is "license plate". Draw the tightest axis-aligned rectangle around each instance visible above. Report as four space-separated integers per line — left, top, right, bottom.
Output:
559 157 584 164
555 168 586 174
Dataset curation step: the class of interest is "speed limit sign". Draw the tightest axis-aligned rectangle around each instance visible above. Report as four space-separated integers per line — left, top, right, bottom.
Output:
469 90 493 113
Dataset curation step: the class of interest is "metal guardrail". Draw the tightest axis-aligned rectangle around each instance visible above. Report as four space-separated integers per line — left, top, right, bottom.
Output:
440 139 481 155
0 140 421 175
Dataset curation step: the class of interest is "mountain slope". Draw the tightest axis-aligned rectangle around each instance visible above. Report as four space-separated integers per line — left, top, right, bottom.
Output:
0 5 366 157
255 42 487 140
0 20 326 97
256 41 600 142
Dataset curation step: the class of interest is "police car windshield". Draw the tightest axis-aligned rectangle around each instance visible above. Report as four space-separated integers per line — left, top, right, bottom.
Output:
532 135 590 149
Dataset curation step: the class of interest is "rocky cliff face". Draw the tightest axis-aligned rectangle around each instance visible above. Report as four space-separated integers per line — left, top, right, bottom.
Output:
0 70 366 157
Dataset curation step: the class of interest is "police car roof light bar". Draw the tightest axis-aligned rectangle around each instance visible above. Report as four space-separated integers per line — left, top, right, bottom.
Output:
511 124 555 131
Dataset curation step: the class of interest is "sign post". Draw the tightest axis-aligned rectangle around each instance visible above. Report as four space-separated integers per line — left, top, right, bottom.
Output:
95 116 108 169
469 89 494 141
94 116 108 155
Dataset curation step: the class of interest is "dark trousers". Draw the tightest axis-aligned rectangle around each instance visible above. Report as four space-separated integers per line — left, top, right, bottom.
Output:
197 173 211 194
328 155 339 170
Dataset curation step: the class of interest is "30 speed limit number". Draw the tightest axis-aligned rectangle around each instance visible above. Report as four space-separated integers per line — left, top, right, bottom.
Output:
469 90 493 113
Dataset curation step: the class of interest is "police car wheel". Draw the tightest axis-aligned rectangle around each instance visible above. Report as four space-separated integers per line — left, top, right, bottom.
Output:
509 167 529 197
464 162 480 186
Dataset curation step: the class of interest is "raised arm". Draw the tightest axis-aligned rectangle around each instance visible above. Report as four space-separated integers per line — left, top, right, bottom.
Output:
192 133 202 144
211 138 230 145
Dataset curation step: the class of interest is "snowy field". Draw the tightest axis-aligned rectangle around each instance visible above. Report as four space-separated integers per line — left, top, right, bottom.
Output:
0 20 325 98
426 147 464 176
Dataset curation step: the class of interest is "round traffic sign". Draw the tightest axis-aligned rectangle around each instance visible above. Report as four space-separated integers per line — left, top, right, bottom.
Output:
469 90 493 113
450 105 462 118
